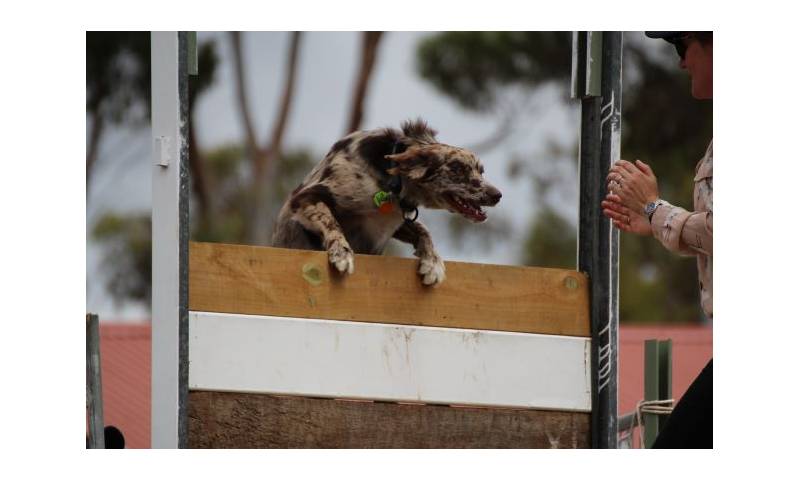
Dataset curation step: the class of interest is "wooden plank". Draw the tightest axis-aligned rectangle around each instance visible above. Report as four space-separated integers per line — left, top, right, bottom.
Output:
189 312 592 411
188 391 590 448
189 242 589 337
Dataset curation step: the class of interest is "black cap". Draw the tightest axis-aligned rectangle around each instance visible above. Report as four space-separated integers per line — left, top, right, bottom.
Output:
645 31 687 44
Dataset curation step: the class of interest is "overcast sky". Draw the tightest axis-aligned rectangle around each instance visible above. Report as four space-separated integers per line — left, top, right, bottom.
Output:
86 32 659 321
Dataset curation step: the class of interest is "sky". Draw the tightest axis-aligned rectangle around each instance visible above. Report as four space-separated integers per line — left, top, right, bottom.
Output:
86 31 641 321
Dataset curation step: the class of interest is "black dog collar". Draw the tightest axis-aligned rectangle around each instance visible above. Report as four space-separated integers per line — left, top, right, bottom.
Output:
377 141 419 223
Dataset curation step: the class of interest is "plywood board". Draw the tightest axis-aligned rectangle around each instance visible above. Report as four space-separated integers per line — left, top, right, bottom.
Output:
189 242 589 337
189 312 592 412
188 391 590 448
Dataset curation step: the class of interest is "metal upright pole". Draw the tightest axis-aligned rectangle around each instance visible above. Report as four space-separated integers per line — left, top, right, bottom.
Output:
86 313 105 449
151 31 190 449
573 31 622 448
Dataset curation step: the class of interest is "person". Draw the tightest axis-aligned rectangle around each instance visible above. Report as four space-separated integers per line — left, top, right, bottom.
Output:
601 31 713 448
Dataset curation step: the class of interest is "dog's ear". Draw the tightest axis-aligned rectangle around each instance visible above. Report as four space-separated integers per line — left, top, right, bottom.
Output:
385 145 437 180
385 145 427 164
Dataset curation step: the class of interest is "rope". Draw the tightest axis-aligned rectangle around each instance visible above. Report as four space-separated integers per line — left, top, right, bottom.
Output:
618 399 675 448
634 399 674 448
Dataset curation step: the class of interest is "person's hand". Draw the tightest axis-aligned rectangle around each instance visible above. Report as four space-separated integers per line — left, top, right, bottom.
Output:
602 192 652 236
606 159 659 215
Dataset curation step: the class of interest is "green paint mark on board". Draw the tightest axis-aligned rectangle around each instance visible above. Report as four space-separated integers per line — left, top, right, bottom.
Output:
302 263 323 286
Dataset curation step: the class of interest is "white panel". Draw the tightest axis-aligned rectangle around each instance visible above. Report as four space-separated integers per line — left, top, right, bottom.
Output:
189 312 592 412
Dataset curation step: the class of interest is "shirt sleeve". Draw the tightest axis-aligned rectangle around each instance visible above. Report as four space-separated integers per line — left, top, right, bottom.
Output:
649 201 713 257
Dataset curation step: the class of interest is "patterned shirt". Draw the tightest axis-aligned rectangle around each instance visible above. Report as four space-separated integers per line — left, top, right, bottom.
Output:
649 140 713 319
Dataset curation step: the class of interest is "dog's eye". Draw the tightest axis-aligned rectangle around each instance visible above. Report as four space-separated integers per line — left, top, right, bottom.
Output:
449 162 467 176
470 179 481 188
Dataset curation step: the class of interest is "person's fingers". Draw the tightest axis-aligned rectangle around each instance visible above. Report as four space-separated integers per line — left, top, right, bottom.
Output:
602 200 628 214
607 171 628 190
635 159 653 176
602 197 620 207
608 165 631 178
603 207 628 223
606 170 622 182
615 160 638 175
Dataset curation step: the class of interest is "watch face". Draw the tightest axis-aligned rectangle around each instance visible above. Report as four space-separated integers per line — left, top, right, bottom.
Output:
645 202 657 214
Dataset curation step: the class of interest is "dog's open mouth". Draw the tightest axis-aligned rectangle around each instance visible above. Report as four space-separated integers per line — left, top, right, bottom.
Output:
446 194 487 222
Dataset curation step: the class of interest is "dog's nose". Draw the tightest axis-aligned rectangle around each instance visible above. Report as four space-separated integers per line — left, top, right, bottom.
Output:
487 187 502 205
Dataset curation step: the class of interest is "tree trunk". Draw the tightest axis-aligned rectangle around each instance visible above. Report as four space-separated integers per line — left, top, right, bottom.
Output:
230 31 262 163
248 31 303 245
188 114 210 225
345 32 384 134
86 110 105 191
261 31 302 177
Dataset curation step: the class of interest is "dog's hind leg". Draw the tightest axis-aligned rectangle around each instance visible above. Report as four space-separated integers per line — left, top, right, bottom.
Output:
393 220 446 286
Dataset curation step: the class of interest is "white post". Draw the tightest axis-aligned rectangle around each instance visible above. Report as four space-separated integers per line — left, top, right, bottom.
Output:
151 31 189 448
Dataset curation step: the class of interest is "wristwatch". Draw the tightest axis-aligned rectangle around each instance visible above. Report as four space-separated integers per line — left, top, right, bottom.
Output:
644 199 664 223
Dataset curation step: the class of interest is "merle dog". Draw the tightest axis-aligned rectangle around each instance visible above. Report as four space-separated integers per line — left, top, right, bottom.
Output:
271 119 501 286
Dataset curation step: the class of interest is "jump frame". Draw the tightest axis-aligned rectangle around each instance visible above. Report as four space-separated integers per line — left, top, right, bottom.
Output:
150 31 621 448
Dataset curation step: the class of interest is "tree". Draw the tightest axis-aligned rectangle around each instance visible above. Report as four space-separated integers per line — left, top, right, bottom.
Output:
418 31 572 154
90 32 387 309
86 32 150 188
346 32 385 134
88 32 221 307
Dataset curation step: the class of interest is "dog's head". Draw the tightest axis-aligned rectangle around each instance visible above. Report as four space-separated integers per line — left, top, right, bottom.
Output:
386 144 502 222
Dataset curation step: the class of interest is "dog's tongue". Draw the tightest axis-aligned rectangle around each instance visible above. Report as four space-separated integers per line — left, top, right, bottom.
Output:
448 195 487 223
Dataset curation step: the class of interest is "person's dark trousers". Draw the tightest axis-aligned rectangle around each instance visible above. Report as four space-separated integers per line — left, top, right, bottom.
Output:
652 359 713 448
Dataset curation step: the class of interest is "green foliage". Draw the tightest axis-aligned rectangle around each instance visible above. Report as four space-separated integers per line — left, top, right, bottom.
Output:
86 32 151 124
446 215 513 251
417 32 573 112
91 144 316 306
622 43 712 202
192 41 220 98
92 213 152 304
522 207 576 269
87 32 220 122
191 146 316 244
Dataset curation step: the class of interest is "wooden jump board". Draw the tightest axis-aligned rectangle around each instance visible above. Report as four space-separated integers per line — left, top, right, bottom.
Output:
189 242 590 337
188 242 592 448
189 391 590 448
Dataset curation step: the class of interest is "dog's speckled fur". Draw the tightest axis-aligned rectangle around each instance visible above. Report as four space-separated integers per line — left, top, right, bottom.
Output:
271 119 501 286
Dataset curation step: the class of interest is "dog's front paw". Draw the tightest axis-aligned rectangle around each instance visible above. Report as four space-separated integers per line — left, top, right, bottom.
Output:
418 253 446 286
328 238 355 275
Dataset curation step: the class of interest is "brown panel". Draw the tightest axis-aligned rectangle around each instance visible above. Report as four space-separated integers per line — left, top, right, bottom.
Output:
189 242 589 336
188 391 590 448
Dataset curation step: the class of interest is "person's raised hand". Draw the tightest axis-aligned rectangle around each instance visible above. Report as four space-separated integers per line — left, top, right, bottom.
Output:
602 192 652 236
606 159 659 214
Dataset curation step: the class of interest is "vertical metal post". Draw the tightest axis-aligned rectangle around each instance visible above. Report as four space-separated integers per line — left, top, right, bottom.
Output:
644 339 660 448
573 31 622 448
643 338 673 447
657 339 673 433
86 313 105 449
151 31 190 449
